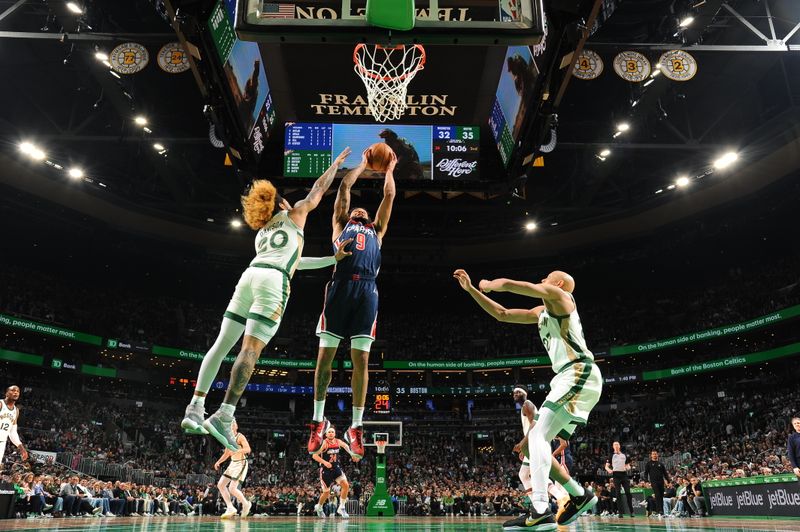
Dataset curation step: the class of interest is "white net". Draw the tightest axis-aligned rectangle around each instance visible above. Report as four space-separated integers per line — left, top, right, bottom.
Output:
353 44 426 122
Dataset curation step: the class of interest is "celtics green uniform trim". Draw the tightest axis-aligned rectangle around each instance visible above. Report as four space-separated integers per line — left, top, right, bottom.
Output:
223 311 246 325
541 359 593 413
247 312 278 327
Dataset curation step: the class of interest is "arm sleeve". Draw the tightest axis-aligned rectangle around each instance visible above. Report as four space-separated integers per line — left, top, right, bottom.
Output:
297 256 336 270
8 423 21 446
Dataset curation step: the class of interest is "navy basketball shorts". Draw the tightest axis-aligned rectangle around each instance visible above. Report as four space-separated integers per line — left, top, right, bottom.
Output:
319 465 346 490
316 280 378 340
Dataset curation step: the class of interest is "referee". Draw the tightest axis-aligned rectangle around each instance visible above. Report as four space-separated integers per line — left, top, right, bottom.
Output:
605 441 634 517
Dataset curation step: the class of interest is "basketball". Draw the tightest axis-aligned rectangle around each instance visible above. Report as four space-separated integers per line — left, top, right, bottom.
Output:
366 143 394 173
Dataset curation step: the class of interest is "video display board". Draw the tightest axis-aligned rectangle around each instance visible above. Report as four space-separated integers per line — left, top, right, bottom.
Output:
284 123 480 180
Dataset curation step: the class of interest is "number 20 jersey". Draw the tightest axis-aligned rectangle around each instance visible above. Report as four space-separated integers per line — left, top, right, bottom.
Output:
248 210 305 277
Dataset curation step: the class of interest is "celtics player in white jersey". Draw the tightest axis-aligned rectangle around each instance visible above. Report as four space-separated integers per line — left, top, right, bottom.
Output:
0 385 29 470
453 270 600 530
181 148 357 451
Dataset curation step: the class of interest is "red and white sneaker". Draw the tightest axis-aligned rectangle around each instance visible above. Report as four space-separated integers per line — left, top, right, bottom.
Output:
344 426 364 458
307 419 330 454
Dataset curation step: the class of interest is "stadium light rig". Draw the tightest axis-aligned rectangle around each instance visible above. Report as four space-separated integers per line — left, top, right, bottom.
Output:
230 219 243 229
713 152 739 169
676 176 690 188
68 168 84 179
134 116 148 126
525 221 538 231
66 2 83 14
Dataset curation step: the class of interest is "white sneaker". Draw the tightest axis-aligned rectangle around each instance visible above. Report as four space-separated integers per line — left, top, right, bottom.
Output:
220 506 238 520
241 500 252 518
315 504 326 518
336 505 349 518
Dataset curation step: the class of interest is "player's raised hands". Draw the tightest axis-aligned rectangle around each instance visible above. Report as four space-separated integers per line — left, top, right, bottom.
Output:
385 150 398 174
334 238 354 261
453 269 473 291
334 147 352 166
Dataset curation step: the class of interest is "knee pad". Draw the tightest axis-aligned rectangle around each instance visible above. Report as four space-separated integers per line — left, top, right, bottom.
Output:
350 336 373 352
318 333 341 349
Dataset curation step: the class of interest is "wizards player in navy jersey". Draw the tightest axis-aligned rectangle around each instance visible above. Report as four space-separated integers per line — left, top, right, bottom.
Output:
312 426 359 518
308 147 397 458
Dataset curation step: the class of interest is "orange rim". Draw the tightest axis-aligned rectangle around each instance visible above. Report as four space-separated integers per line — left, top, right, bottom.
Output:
353 43 426 82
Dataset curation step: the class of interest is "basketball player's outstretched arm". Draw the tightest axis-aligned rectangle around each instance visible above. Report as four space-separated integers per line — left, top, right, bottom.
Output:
453 269 541 324
479 278 562 301
332 148 369 238
374 152 397 240
289 147 352 229
513 401 537 453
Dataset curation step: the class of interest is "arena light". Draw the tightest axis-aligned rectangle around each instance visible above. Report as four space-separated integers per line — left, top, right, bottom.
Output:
29 147 47 160
101 60 112 68
667 184 676 190
644 79 655 87
599 149 611 157
143 127 152 134
95 51 108 61
651 69 661 78
616 122 630 133
19 142 35 155
66 2 83 14
655 189 664 194
153 143 165 151
676 176 690 188
713 151 739 169
68 168 84 179
679 16 695 28
525 221 538 231
230 219 243 229
134 116 148 126
110 71 121 79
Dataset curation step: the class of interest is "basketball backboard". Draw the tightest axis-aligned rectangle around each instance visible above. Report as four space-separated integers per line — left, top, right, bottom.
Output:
235 0 546 45
362 421 403 447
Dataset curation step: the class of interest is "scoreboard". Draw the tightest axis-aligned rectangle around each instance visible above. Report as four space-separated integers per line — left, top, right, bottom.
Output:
372 383 392 415
284 123 480 180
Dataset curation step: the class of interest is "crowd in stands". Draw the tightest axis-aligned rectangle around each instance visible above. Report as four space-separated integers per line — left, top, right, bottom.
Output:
0 365 796 520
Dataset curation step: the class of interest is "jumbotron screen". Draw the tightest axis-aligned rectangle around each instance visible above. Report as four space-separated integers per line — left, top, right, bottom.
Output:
284 123 480 180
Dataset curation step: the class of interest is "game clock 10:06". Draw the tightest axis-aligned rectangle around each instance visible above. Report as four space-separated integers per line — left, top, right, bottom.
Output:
373 393 391 415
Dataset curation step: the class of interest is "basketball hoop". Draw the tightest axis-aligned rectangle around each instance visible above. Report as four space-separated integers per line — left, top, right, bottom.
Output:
375 440 388 455
353 43 426 122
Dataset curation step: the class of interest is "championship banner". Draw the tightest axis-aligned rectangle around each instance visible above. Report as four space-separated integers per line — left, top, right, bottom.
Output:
383 356 549 370
658 50 698 81
705 475 800 517
610 304 800 355
28 450 57 465
0 313 102 345
613 51 651 82
641 342 800 381
573 50 603 80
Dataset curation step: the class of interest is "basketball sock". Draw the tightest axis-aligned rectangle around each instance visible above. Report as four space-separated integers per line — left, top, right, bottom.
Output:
189 395 205 407
219 403 236 418
194 318 245 396
351 407 365 428
313 400 326 422
563 478 585 498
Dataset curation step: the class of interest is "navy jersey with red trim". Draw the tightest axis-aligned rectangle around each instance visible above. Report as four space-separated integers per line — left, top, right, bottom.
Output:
333 220 381 280
323 439 341 463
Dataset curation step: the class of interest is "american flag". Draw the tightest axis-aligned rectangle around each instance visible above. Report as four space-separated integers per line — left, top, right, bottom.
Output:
260 2 295 19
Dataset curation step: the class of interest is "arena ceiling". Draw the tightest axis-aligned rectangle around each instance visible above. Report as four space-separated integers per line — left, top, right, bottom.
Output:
0 0 799 249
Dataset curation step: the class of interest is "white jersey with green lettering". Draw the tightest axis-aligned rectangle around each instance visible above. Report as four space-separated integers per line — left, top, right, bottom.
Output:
537 296 594 373
249 210 305 277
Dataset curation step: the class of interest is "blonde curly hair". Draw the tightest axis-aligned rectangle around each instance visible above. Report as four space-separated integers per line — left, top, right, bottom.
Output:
241 179 277 230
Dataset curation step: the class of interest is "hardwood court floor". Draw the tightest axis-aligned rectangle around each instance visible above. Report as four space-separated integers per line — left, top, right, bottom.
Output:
2 515 799 531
